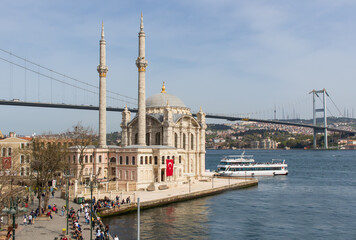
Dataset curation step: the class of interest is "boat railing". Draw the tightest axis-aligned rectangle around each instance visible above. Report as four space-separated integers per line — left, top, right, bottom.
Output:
271 159 285 164
226 161 286 167
223 155 254 158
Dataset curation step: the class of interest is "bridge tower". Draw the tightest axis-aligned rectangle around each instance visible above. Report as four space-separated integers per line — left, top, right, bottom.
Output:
310 89 328 149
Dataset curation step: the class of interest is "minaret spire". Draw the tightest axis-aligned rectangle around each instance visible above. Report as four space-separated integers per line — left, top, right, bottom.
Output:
97 22 109 148
101 21 105 39
136 13 148 146
140 12 144 31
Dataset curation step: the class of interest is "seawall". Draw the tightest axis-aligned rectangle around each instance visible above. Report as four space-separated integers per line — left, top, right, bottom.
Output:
97 177 258 218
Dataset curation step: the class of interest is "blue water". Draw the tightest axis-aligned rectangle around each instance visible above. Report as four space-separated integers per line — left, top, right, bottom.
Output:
104 150 356 239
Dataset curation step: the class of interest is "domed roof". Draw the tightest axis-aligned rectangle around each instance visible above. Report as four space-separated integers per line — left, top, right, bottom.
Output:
146 82 186 108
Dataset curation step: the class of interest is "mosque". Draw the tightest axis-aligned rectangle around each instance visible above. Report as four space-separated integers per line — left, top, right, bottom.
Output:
69 15 207 190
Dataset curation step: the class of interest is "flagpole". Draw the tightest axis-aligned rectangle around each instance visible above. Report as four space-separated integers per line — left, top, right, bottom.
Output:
137 197 140 240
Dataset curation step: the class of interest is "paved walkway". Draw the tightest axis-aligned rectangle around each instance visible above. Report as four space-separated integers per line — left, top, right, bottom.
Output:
12 177 254 239
14 190 96 240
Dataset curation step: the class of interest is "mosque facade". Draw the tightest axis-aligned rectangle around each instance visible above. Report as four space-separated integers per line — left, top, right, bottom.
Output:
69 15 207 190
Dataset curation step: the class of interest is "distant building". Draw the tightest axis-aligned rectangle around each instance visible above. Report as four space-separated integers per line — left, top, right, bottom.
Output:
345 140 356 150
250 138 277 149
0 132 31 176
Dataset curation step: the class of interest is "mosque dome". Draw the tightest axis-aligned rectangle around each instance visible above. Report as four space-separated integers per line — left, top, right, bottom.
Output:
146 82 186 108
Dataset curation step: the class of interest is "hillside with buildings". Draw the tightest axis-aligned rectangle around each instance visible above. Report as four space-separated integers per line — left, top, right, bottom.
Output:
206 118 356 150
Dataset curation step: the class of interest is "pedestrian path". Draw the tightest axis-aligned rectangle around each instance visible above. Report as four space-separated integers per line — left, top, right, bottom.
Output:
15 190 97 240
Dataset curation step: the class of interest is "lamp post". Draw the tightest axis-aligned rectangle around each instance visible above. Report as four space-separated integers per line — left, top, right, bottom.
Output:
2 197 28 240
85 175 98 240
63 171 72 235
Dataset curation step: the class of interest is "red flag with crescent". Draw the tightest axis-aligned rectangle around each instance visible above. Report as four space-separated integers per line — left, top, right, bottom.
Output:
166 159 174 176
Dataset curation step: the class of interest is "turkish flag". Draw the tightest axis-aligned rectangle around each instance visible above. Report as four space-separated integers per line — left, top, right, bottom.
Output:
166 159 174 176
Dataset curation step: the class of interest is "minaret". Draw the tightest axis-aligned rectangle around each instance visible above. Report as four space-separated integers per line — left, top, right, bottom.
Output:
136 13 148 146
120 105 131 147
97 23 109 148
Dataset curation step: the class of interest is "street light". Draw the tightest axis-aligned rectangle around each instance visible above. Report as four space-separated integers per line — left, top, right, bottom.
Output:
85 175 98 240
2 197 28 240
63 171 72 235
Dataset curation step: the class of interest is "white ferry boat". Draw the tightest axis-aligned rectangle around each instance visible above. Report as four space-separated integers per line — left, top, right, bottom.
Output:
216 152 288 177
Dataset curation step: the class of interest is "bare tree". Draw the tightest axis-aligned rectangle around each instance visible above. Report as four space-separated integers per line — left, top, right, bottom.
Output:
28 139 69 212
64 122 97 182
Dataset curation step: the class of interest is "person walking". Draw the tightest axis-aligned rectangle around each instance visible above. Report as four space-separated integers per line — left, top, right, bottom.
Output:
23 215 27 225
28 214 32 225
114 234 119 240
61 206 65 216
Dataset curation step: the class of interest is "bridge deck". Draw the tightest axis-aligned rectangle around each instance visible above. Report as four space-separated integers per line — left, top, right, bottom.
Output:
0 100 354 134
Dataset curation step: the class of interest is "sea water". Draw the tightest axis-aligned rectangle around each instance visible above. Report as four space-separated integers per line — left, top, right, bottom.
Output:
104 149 356 239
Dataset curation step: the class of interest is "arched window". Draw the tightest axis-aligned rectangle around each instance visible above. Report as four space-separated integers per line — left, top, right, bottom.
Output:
2 148 6 157
140 156 143 165
191 134 194 150
110 157 116 163
73 155 76 164
183 134 186 150
149 156 152 164
154 156 158 165
175 133 178 148
126 156 129 165
146 133 151 146
90 155 93 163
145 156 148 164
155 132 160 145
20 155 24 164
135 133 138 145
85 155 88 163
161 156 165 165
119 156 123 165
99 155 102 163
179 155 182 164
132 156 135 165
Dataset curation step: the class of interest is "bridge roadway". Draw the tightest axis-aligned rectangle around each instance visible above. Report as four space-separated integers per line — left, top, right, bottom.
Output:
0 100 355 135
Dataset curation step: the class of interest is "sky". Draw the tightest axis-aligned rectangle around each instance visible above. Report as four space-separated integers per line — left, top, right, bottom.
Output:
1 0 356 136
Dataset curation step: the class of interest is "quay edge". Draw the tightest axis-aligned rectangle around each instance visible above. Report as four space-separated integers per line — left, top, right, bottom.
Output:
97 178 258 218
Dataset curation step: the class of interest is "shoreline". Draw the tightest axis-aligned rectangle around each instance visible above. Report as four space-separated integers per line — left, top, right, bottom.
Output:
98 177 258 218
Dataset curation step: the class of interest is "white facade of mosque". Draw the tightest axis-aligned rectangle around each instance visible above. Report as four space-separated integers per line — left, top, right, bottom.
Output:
69 15 206 190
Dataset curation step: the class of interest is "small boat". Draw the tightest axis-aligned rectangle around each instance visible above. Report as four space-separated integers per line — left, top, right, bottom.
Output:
216 151 288 177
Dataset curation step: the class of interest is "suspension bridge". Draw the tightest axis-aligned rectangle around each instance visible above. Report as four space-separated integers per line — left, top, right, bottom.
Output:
0 48 355 148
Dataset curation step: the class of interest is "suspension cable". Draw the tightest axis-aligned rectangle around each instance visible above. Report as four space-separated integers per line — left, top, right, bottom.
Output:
315 94 334 118
0 56 137 106
0 48 137 101
327 94 344 117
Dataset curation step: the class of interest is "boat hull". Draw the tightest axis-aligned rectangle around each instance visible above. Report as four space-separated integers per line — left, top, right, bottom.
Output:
219 170 288 177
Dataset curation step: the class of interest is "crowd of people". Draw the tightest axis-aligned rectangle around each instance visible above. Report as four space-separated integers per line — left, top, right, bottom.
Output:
15 190 127 240
22 203 59 225
93 195 132 212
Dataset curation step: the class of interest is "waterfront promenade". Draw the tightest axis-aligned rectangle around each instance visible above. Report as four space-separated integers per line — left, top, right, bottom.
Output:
98 177 258 217
11 177 257 239
14 191 97 240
